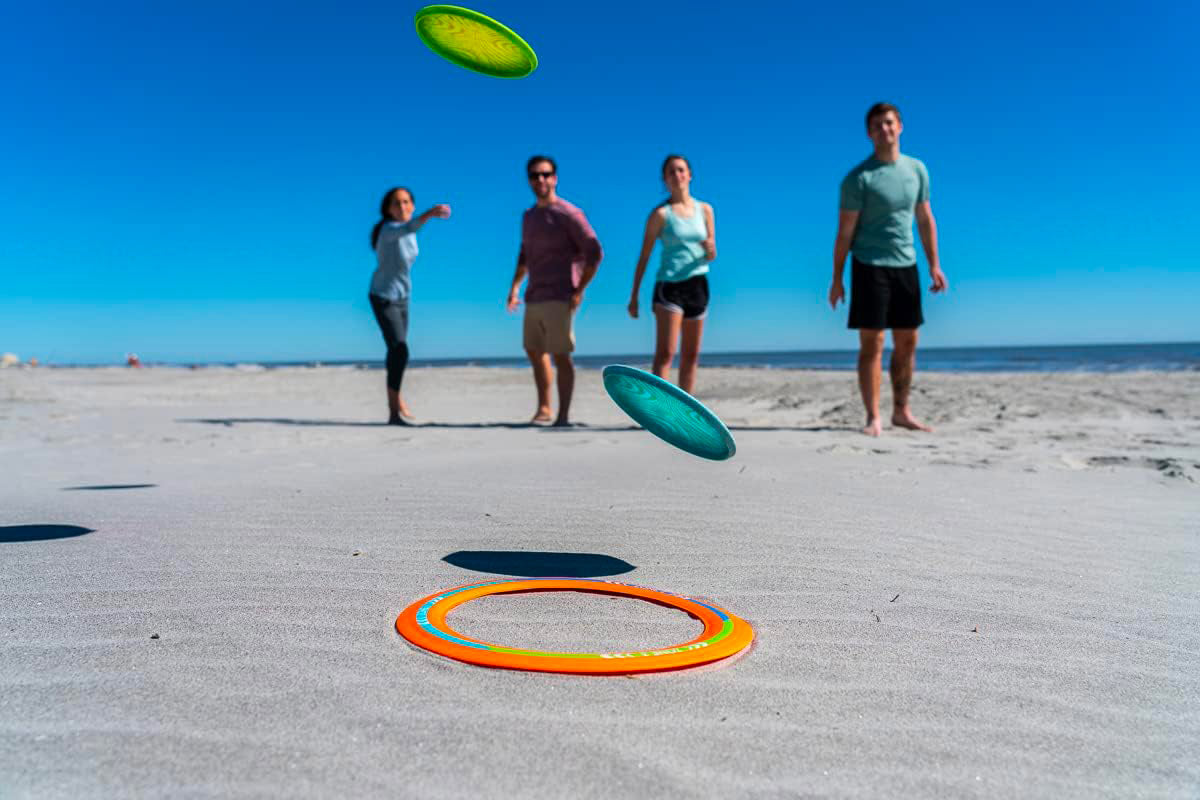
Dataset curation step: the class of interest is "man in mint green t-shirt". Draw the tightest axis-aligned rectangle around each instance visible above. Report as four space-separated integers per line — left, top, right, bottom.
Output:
829 102 948 437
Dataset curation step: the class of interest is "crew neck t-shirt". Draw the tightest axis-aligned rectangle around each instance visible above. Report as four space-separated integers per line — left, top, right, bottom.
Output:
839 154 930 267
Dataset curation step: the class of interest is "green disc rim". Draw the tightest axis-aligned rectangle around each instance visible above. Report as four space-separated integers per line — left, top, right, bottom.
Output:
603 365 736 461
414 4 538 79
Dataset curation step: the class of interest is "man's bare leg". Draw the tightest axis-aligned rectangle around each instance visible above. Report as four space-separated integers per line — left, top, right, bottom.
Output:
890 328 932 432
551 353 574 426
858 329 885 436
525 348 553 423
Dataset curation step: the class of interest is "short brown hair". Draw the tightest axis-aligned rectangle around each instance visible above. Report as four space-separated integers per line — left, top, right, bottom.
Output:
526 155 557 175
865 102 902 131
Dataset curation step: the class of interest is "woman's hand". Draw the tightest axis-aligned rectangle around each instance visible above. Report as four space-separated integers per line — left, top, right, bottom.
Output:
627 296 639 319
702 238 716 261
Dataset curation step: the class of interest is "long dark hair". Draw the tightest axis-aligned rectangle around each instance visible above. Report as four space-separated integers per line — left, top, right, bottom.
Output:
660 154 692 207
370 186 413 250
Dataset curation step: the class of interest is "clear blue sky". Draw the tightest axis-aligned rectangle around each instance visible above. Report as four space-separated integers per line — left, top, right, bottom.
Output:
3 0 1197 364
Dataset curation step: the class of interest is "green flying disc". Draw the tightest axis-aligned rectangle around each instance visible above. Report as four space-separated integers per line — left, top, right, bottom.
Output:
414 5 538 79
603 365 736 461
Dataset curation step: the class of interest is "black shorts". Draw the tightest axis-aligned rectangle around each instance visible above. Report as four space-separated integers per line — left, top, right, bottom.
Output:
653 274 709 320
848 260 924 330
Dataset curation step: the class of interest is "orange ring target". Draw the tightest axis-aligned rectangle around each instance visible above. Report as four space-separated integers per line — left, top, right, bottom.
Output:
395 578 754 674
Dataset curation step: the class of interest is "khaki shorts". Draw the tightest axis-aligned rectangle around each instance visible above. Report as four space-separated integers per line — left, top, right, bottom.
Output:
523 301 575 354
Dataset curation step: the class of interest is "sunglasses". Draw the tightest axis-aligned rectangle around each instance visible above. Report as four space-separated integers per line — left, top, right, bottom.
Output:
528 170 555 179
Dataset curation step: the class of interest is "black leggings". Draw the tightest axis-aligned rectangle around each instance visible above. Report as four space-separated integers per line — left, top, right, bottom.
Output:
369 294 410 391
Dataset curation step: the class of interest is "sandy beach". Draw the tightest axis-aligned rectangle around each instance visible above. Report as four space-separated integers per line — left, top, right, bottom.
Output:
2 364 1197 798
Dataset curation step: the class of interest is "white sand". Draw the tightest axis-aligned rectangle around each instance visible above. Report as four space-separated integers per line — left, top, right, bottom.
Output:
1 365 1197 798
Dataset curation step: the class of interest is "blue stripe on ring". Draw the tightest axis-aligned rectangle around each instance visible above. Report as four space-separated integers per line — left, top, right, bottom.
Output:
686 599 730 621
414 580 513 650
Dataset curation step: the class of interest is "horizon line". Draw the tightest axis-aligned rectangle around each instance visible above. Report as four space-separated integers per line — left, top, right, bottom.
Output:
17 340 1198 368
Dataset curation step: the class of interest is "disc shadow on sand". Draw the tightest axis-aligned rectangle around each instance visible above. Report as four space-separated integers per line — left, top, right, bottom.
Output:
443 550 636 578
63 484 157 491
1 524 95 543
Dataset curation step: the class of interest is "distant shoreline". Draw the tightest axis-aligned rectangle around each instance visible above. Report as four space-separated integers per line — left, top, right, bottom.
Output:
14 341 1200 373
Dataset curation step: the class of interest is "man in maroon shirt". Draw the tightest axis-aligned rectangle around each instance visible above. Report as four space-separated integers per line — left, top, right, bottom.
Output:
506 156 603 426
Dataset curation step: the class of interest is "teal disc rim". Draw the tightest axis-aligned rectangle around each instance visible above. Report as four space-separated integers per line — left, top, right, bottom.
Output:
414 4 538 79
603 365 736 461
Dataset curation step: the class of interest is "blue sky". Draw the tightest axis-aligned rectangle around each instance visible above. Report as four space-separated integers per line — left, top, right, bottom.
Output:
2 0 1196 364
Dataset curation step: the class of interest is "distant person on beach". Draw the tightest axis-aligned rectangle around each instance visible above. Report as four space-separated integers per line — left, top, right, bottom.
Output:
369 187 451 425
829 103 947 436
626 154 716 394
506 156 603 426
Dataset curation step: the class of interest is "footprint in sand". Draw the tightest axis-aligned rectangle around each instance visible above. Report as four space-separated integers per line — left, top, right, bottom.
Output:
818 443 862 455
1085 455 1195 481
1087 455 1132 467
820 402 852 420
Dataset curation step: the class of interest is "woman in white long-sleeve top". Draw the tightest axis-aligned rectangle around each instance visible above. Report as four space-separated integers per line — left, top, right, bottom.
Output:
368 187 450 425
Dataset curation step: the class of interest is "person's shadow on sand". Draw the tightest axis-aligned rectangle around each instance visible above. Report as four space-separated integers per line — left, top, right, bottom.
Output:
181 417 552 430
180 417 845 432
443 550 635 578
0 524 95 543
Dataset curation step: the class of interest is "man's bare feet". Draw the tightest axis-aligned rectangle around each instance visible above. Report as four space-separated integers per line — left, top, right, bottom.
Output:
862 417 882 437
551 417 572 428
892 408 933 432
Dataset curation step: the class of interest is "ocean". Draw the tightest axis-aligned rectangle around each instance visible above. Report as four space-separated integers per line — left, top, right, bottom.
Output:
367 342 1200 373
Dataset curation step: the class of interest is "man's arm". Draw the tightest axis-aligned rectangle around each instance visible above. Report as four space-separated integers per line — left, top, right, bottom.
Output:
507 249 527 312
565 212 603 309
915 202 947 293
577 261 599 293
829 209 859 309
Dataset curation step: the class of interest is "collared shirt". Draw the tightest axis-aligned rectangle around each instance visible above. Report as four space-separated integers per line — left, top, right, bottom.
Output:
519 199 603 303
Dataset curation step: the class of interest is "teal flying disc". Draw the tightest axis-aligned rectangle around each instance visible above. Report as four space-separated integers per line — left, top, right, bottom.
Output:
414 5 538 79
603 365 736 461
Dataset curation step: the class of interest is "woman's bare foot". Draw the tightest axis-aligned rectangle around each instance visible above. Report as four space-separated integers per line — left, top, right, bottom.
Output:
892 408 932 432
530 406 553 425
862 416 882 437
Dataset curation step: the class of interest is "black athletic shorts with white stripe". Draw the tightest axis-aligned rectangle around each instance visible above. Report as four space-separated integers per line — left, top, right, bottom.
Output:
848 259 923 330
652 274 709 320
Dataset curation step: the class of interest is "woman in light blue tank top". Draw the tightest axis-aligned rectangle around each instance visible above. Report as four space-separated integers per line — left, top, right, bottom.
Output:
626 155 716 394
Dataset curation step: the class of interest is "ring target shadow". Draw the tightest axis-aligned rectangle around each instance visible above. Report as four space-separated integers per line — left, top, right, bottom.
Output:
1 525 95 543
443 551 635 578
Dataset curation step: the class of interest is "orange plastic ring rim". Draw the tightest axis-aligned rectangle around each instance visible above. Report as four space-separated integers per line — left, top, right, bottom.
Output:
395 578 755 674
